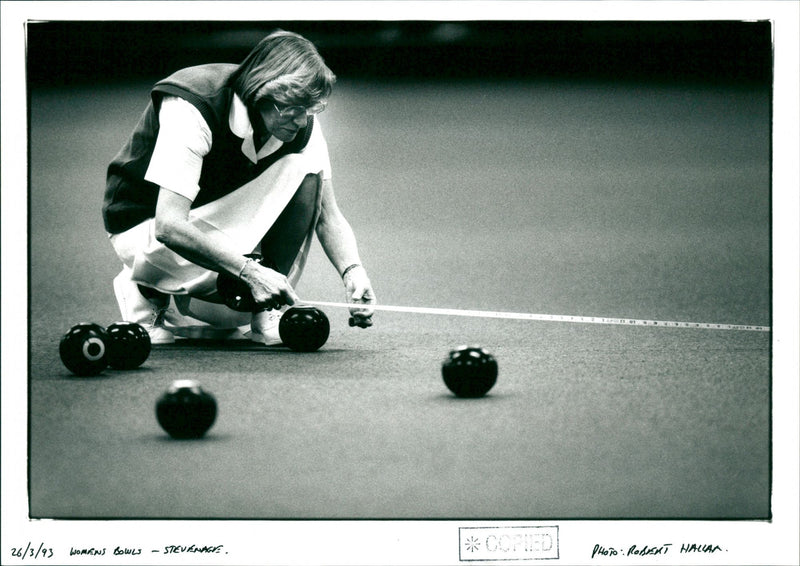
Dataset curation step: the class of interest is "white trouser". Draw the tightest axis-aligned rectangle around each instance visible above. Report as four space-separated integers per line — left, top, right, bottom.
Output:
109 154 323 326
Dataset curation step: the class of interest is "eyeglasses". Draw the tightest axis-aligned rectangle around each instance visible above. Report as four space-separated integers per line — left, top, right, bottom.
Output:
272 100 327 118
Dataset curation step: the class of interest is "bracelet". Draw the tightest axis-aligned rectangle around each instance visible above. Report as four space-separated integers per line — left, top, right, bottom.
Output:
238 257 256 279
341 263 361 279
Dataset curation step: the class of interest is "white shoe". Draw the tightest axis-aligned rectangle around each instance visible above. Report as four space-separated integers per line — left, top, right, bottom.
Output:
171 326 248 340
147 313 178 345
113 268 175 345
249 309 283 346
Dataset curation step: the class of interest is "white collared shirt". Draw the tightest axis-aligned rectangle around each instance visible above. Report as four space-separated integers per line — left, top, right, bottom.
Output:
145 94 331 202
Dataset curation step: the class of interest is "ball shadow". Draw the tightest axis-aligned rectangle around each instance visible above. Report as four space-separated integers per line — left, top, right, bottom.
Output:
146 432 232 444
431 391 508 403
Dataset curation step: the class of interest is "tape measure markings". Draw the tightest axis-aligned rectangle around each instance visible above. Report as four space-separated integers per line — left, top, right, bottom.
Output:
305 301 770 332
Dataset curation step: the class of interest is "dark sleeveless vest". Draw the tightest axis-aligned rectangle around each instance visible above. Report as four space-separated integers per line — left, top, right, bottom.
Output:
102 63 314 234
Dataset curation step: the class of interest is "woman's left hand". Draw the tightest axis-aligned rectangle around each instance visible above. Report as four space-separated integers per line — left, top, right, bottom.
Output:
343 265 375 328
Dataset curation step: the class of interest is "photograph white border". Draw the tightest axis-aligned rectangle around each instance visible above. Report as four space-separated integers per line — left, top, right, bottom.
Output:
3 2 798 565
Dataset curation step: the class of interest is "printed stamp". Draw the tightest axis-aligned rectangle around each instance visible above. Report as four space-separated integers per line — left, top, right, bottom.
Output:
459 526 559 561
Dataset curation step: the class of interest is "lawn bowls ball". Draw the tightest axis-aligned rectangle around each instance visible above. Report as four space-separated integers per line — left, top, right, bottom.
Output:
278 306 330 352
59 322 109 376
106 321 151 370
156 380 217 439
442 345 498 398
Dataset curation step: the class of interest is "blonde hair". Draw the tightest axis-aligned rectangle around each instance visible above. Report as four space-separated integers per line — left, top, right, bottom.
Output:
231 30 336 108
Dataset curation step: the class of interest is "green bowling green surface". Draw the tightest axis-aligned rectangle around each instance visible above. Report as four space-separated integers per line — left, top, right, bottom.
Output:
27 77 770 519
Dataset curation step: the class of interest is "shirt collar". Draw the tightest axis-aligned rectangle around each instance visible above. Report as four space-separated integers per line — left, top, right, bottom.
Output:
229 94 282 163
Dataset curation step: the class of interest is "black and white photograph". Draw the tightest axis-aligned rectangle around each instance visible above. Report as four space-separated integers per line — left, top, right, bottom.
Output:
2 1 798 565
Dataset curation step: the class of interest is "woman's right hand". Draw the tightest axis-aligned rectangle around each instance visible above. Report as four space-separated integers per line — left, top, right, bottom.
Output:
240 260 299 311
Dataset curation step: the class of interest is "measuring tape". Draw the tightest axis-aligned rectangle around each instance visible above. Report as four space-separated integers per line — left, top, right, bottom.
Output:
305 301 771 332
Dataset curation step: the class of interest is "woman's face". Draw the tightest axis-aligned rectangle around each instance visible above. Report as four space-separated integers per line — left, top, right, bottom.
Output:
258 102 309 143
